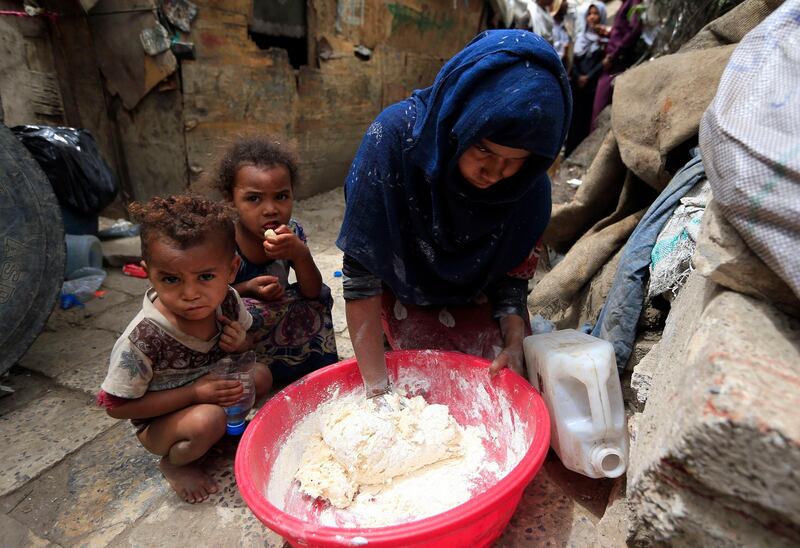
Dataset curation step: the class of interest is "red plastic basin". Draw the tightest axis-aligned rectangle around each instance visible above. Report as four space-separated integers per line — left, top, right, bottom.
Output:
235 350 550 547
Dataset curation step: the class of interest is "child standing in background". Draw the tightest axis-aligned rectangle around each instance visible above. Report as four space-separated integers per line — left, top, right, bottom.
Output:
98 195 272 504
217 137 338 385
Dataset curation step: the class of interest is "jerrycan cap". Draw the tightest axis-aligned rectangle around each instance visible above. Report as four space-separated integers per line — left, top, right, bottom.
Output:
590 445 626 478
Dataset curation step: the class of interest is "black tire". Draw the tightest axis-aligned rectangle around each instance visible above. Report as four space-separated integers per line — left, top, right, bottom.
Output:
0 124 65 374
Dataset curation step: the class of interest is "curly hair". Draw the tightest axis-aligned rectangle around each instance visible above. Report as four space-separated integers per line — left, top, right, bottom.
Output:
129 194 236 261
215 136 298 199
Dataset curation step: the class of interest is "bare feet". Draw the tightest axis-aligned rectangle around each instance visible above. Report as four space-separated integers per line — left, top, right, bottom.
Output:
159 457 219 503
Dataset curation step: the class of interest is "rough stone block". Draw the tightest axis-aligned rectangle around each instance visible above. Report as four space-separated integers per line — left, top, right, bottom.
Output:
48 351 112 397
628 280 800 546
694 201 800 316
630 341 660 410
625 332 659 374
112 436 284 547
0 514 52 547
630 480 798 548
0 389 115 496
19 327 117 379
91 296 143 336
596 477 629 548
3 423 167 546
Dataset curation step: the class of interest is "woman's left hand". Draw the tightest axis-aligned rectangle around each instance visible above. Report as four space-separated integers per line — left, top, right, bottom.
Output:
490 344 524 377
490 314 525 377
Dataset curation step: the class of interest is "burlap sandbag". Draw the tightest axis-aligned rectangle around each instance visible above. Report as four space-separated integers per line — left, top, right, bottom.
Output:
612 45 735 190
531 0 783 320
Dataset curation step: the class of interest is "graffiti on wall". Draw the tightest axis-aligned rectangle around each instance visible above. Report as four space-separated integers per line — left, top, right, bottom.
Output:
387 3 455 33
337 0 365 28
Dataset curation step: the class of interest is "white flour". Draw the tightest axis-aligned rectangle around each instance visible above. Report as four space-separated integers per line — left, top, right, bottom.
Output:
266 366 529 528
295 393 464 509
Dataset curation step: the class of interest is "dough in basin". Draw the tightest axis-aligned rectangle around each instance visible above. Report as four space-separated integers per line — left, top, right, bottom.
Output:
294 393 463 508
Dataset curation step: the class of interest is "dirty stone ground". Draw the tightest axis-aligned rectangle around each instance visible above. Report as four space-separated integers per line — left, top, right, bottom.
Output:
0 187 623 547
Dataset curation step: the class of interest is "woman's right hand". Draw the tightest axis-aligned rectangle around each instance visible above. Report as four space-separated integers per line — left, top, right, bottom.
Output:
345 295 391 400
193 375 244 407
243 275 285 301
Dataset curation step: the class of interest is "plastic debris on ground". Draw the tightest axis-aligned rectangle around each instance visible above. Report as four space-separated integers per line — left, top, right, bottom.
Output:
648 180 711 299
566 178 582 188
98 219 141 240
531 314 556 334
65 234 103 278
60 294 84 310
170 40 195 60
123 263 147 278
61 266 107 306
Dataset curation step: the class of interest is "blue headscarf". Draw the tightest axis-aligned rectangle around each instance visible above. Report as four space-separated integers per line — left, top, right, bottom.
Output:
337 30 571 306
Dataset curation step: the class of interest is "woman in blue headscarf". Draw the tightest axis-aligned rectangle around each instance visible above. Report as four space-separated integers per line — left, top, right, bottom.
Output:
337 30 572 397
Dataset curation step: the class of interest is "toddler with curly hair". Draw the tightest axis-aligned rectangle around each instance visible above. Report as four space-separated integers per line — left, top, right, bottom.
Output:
97 194 271 504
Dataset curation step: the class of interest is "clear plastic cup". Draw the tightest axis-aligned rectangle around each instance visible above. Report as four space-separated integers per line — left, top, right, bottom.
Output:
212 351 257 435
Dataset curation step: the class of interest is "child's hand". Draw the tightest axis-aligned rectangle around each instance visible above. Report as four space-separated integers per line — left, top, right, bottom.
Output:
218 316 247 352
192 374 244 407
244 275 285 301
263 224 309 263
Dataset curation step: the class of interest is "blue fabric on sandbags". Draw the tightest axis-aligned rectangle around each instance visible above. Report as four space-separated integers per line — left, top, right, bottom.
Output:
593 153 706 372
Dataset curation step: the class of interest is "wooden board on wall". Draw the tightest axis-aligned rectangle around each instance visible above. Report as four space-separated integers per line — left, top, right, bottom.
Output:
87 0 178 110
111 85 189 202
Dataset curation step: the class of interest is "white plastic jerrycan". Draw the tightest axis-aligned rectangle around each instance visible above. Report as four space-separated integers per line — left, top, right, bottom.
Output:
523 329 627 479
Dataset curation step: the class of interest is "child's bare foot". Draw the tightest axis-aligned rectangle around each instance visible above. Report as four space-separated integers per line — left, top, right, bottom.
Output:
159 457 219 503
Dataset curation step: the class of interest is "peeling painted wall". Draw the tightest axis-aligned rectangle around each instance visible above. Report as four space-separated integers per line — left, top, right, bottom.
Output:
184 0 485 199
0 3 64 126
1 1 485 204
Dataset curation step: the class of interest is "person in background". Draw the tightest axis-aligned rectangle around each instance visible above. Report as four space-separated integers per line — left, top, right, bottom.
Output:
512 0 556 43
565 1 609 155
591 0 644 127
550 0 571 66
337 30 571 398
530 0 555 42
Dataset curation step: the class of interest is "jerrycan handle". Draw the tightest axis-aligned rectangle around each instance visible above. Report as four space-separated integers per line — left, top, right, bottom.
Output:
584 373 611 439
